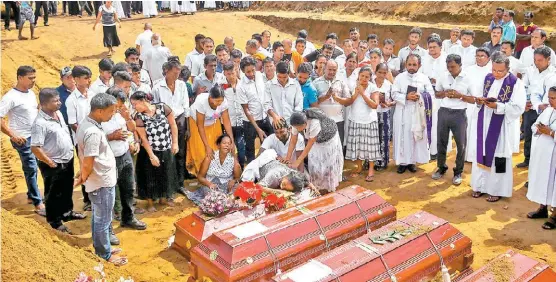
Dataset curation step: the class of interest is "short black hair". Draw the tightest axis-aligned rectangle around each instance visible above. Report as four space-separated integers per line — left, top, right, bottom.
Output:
17 65 36 78
124 47 140 59
261 30 271 36
349 27 359 33
534 46 552 59
209 84 225 99
252 33 263 45
215 44 229 54
383 38 395 46
297 29 308 39
98 58 114 72
427 36 442 47
446 54 462 66
230 49 242 59
496 7 505 12
272 41 284 52
409 27 423 37
406 53 422 65
72 65 92 78
223 62 235 72
111 62 130 76
290 111 307 126
105 86 127 102
195 34 206 43
130 63 142 73
367 34 378 41
216 134 231 146
460 29 475 39
325 33 338 41
476 47 491 57
202 37 215 45
506 10 515 18
276 61 289 74
168 56 181 64
322 43 334 51
240 56 256 71
492 25 503 33
501 40 515 50
179 66 191 81
113 71 132 83
295 38 306 46
262 57 274 67
297 62 313 74
38 88 59 105
204 54 218 65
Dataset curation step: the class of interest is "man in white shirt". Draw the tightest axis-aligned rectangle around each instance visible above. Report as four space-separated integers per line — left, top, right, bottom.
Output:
518 46 556 168
258 118 305 171
471 54 526 202
441 27 461 53
464 47 493 162
0 65 44 214
298 29 316 57
262 57 276 84
191 37 216 78
500 41 523 76
519 29 556 70
184 34 206 81
449 30 477 69
134 23 153 64
313 60 352 147
253 33 273 59
382 39 401 77
102 87 146 230
89 58 114 95
237 57 274 163
421 36 449 159
433 54 476 185
265 61 304 126
392 54 434 173
125 47 152 88
398 27 428 71
192 54 226 95
144 33 172 83
335 39 353 71
221 62 246 168
152 60 190 194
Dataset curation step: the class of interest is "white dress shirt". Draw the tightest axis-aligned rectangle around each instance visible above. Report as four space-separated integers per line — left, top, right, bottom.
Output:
185 49 205 77
313 76 352 122
523 65 556 112
101 113 130 157
237 72 267 121
0 88 38 138
435 71 475 109
421 53 448 85
152 79 190 117
398 45 428 68
144 45 172 82
448 44 478 69
223 83 246 127
263 77 303 123
520 45 556 72
441 39 461 53
89 77 111 95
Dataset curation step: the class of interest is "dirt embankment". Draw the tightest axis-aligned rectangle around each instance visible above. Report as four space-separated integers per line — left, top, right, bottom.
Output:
1 209 132 281
251 1 556 30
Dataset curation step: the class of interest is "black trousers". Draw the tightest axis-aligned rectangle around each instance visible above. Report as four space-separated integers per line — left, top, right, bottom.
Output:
132 1 142 13
114 152 135 223
523 110 539 164
39 158 74 229
175 114 187 188
437 108 467 175
4 1 20 28
34 1 49 24
243 118 274 163
93 1 102 16
121 1 132 17
68 1 80 15
75 144 90 204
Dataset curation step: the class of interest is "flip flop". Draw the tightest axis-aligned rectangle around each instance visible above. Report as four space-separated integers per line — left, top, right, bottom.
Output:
35 208 46 217
472 192 484 198
64 211 87 221
108 256 128 266
111 248 123 255
350 172 362 178
365 175 374 182
542 217 556 230
486 196 501 202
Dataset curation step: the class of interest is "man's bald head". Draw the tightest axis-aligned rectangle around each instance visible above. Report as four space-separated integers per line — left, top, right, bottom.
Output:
151 33 161 45
224 36 233 44
144 23 152 30
282 39 293 52
324 60 338 80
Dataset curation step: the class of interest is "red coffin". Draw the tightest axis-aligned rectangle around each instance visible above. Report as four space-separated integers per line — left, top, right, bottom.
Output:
190 185 397 282
274 211 474 282
454 250 556 282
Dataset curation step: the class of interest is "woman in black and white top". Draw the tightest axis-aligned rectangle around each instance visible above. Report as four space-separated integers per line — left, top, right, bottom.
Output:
131 91 178 212
93 1 121 57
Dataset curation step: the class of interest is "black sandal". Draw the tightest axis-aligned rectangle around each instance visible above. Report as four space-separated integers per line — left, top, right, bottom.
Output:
527 207 548 219
542 217 556 230
64 211 87 221
486 196 502 202
472 191 484 198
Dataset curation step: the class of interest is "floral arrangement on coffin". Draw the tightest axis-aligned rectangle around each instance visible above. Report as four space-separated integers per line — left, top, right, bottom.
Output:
234 181 263 207
263 193 287 212
199 190 235 217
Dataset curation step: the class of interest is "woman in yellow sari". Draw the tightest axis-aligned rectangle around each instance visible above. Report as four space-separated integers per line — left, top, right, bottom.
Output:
187 85 235 174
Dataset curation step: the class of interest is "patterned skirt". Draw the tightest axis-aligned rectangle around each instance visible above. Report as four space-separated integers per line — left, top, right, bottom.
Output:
345 121 381 161
309 133 344 192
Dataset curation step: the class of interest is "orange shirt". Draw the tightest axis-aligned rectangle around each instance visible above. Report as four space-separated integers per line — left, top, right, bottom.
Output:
291 51 304 71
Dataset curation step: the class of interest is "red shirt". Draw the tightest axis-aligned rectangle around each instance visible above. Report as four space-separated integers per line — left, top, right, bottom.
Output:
516 23 538 52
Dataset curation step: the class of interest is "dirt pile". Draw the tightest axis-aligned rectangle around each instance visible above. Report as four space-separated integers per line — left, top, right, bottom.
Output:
1 209 132 281
251 1 556 30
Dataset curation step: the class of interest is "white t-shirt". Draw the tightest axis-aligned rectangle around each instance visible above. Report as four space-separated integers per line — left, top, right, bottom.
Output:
101 113 129 157
0 88 38 138
135 29 154 62
435 71 474 110
261 132 305 159
349 83 379 124
190 92 229 126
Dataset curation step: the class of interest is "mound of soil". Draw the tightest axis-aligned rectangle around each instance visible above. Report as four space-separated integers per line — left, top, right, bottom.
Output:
1 209 132 281
252 1 556 30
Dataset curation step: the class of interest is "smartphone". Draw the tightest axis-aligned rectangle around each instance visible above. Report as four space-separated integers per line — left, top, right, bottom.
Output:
486 97 497 103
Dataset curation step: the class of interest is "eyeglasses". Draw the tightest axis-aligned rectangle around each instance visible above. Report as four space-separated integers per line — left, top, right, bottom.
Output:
60 66 72 77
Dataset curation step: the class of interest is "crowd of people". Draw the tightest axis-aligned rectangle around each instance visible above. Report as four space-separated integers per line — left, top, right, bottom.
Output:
1 4 556 266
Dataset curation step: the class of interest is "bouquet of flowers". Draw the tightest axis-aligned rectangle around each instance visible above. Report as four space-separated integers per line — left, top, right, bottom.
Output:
234 181 263 207
199 190 234 216
264 193 287 212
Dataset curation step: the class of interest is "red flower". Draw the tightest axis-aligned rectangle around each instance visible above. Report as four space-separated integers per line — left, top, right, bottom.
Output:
264 193 287 211
234 182 263 206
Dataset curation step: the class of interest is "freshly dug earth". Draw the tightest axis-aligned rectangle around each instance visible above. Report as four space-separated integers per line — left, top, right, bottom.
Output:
1 209 132 281
1 9 555 282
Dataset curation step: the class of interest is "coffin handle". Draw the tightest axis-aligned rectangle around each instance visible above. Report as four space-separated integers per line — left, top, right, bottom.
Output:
354 201 371 232
314 217 331 251
262 234 282 275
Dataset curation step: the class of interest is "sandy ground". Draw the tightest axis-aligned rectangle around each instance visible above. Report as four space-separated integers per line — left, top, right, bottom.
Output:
1 10 555 282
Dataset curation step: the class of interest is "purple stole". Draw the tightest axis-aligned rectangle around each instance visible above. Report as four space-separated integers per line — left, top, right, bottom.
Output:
476 73 517 167
421 91 433 145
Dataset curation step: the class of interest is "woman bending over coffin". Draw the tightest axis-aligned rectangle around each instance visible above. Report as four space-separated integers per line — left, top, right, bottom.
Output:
286 109 344 194
186 134 242 205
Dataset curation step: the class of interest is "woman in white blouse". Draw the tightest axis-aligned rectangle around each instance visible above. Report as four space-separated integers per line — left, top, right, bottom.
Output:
373 63 396 171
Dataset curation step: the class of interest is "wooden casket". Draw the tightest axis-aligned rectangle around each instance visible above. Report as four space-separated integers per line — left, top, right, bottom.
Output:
273 211 474 282
454 250 556 282
189 185 397 282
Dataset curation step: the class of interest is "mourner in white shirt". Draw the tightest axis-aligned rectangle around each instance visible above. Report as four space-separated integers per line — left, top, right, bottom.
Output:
125 47 152 88
519 29 556 71
143 33 172 83
185 34 207 80
258 118 305 170
500 41 523 76
89 58 114 95
66 66 96 140
398 27 428 71
134 23 154 63
449 30 478 69
264 61 304 126
441 27 462 53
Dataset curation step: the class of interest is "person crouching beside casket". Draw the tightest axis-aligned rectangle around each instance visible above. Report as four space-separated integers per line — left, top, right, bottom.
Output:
242 149 320 198
526 87 556 230
186 134 242 205
257 117 305 172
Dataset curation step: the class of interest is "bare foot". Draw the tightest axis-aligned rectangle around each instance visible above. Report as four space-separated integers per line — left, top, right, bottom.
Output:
108 255 128 266
146 206 157 213
31 36 39 40
19 36 29 40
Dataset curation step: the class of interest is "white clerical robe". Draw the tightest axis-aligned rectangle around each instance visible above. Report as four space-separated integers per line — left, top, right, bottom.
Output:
449 45 478 69
421 53 453 155
470 75 526 197
463 62 492 162
392 72 434 165
527 107 556 206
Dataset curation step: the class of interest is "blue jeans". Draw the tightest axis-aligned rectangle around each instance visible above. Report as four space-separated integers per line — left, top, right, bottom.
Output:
232 126 246 169
11 137 41 206
89 186 115 260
